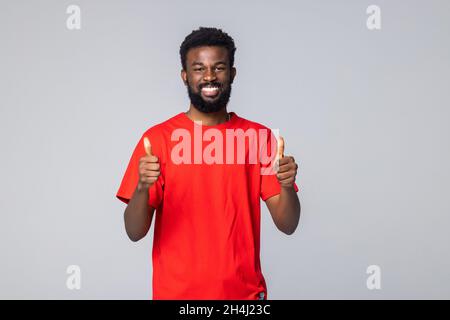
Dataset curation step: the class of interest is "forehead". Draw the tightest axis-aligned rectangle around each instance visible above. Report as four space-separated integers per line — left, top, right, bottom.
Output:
186 46 229 64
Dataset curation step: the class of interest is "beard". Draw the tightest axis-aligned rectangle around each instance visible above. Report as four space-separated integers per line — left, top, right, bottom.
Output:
186 79 233 113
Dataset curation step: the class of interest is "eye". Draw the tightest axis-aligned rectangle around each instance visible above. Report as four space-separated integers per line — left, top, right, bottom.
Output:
216 67 225 71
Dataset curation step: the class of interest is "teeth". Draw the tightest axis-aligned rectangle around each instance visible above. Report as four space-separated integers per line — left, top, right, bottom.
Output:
202 87 219 91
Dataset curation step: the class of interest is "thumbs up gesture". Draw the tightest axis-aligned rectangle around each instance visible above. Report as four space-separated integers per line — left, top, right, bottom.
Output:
276 136 298 188
138 137 160 191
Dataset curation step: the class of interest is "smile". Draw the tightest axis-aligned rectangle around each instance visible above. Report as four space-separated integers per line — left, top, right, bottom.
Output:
201 86 220 97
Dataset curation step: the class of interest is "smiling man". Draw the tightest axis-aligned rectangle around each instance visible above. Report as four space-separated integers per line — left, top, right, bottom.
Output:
116 27 301 300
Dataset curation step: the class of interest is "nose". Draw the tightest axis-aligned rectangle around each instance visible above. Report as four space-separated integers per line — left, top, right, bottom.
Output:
203 68 217 82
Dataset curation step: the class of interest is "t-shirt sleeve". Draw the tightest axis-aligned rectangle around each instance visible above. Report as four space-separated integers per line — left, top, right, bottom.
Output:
260 129 299 201
261 174 299 201
116 133 164 210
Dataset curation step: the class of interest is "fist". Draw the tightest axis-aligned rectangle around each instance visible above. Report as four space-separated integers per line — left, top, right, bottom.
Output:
276 136 298 188
138 137 160 190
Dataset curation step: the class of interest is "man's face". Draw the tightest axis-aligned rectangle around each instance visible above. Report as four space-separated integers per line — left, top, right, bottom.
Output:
181 46 236 113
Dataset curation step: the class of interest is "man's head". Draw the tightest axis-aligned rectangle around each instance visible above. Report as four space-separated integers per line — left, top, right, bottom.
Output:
180 27 237 113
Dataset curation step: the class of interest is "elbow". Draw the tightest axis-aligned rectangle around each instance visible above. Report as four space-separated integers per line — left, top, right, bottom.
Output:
124 221 146 242
124 208 150 242
283 226 297 236
286 229 295 236
280 211 301 235
127 232 144 242
276 222 297 235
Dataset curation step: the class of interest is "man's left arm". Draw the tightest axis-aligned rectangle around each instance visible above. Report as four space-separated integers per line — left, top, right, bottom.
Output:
265 150 301 235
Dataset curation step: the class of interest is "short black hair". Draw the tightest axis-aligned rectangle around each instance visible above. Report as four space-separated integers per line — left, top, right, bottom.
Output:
179 27 236 71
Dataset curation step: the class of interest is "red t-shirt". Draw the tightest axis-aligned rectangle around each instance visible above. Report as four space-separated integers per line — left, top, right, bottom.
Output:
116 112 299 300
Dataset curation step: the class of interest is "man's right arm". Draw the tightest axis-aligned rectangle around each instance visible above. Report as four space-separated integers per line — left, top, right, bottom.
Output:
124 137 160 242
124 183 155 242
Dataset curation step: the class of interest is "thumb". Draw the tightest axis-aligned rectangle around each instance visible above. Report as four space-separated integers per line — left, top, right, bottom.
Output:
277 136 284 159
143 137 153 156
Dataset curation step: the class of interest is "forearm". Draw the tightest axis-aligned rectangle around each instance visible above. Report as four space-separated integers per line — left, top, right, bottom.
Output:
124 183 153 241
275 186 301 235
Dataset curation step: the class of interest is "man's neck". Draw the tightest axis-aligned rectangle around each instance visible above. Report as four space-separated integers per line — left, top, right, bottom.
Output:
185 105 229 126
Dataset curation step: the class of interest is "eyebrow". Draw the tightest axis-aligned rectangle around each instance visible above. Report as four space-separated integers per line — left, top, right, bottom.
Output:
191 61 228 66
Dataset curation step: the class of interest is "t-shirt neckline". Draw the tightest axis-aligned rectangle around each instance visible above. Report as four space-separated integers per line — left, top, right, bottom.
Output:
178 111 238 129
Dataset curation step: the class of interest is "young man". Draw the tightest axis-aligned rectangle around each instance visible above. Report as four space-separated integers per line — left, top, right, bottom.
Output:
116 27 301 300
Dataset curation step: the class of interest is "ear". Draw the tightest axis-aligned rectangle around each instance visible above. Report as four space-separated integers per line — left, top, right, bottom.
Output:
181 69 187 86
230 67 236 83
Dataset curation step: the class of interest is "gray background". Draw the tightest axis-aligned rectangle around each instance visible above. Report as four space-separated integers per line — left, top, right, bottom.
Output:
1 0 449 299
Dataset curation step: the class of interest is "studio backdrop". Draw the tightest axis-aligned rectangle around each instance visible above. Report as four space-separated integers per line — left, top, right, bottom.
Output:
1 0 449 299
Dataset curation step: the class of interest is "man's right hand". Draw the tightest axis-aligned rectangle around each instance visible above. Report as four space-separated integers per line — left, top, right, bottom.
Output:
138 137 160 191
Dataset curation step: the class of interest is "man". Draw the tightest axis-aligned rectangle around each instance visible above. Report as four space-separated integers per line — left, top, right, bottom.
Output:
116 27 301 300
